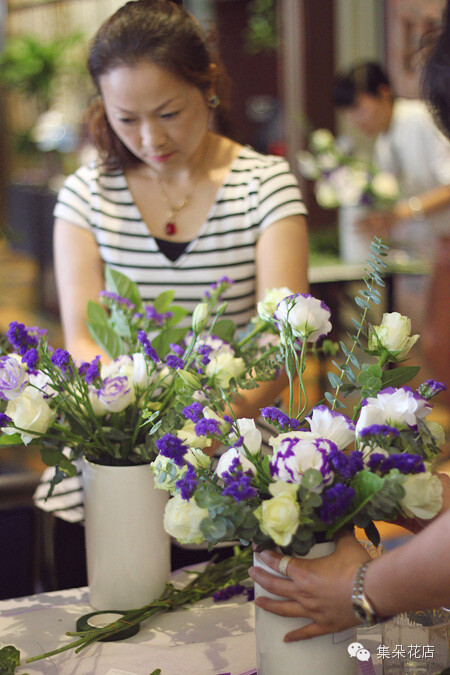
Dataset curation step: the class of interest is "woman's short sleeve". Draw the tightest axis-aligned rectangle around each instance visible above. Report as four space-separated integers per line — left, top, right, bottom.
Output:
256 158 307 232
53 168 93 230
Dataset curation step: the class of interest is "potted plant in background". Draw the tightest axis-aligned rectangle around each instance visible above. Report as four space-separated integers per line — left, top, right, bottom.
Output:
0 31 88 314
298 129 400 263
0 270 280 610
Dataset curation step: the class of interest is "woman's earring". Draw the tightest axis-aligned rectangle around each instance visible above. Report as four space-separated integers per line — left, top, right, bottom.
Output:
208 94 220 109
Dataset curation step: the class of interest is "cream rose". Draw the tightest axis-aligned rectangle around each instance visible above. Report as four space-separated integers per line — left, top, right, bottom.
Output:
205 352 245 387
400 472 443 520
257 287 294 323
369 312 419 358
254 481 300 547
4 385 55 445
163 494 207 545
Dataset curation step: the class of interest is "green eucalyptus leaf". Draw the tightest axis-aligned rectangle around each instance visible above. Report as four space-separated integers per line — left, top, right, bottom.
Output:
0 432 23 446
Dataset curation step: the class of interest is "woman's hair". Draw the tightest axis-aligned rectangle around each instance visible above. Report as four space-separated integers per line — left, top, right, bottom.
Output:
332 61 392 107
422 1 450 139
85 0 230 168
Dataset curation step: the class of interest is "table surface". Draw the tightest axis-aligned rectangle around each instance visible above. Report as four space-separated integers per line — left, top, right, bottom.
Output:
308 253 431 284
0 573 384 675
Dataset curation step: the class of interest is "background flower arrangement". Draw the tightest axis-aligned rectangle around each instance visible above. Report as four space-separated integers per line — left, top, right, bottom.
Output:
0 268 280 491
297 128 400 211
153 238 446 555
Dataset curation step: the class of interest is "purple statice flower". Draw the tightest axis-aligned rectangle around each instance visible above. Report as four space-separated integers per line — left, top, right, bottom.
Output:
378 453 425 476
166 354 184 370
245 587 255 602
144 305 173 325
0 413 12 428
367 453 387 471
183 402 203 422
155 434 188 467
132 312 143 321
169 343 185 357
231 435 244 449
223 415 233 424
175 465 199 500
418 380 447 400
358 424 400 438
320 484 355 524
213 583 246 602
326 447 352 480
197 344 212 365
261 407 300 431
137 331 159 363
83 355 101 384
195 418 221 437
21 348 39 370
221 456 257 502
6 321 39 356
26 326 48 338
348 450 364 476
99 291 135 310
51 348 73 375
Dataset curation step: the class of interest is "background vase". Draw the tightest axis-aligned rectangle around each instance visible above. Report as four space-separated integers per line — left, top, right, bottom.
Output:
82 458 170 610
338 204 371 263
254 542 357 675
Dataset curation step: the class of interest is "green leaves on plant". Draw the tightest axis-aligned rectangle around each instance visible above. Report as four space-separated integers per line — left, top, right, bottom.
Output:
86 322 125 359
105 267 141 306
381 365 420 388
0 645 20 675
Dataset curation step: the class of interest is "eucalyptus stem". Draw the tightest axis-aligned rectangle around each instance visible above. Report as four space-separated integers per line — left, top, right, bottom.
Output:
26 547 253 664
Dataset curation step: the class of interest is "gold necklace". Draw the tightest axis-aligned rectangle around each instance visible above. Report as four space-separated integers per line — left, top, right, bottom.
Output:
154 137 210 236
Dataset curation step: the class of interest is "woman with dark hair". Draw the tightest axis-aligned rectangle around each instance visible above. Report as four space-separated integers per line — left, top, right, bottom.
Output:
33 0 308 585
249 1 450 641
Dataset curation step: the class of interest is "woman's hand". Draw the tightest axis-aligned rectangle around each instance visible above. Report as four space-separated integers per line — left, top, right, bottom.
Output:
248 532 370 641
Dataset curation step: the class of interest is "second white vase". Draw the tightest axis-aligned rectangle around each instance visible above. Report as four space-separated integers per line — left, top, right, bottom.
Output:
254 542 357 675
83 458 170 610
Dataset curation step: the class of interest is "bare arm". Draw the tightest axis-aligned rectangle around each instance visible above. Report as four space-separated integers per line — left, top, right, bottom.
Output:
249 506 450 641
358 184 450 239
54 218 106 362
229 214 309 420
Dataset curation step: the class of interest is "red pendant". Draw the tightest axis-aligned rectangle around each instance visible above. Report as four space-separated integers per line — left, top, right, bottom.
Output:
165 221 177 236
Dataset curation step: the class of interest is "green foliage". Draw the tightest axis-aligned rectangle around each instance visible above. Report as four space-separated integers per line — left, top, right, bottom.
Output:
245 0 278 54
0 646 20 675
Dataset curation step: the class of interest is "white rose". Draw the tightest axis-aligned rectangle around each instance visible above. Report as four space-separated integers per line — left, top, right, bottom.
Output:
234 418 262 455
315 179 339 209
131 352 153 390
371 172 399 201
369 312 419 357
306 405 355 449
101 355 132 379
205 352 245 387
4 386 55 445
215 447 256 478
400 472 443 520
163 493 207 545
97 375 135 413
0 355 29 400
257 287 294 323
275 293 332 343
254 481 300 547
185 447 210 469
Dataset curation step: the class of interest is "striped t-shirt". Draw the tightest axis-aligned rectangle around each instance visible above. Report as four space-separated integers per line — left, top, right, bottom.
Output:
53 145 306 328
34 146 306 523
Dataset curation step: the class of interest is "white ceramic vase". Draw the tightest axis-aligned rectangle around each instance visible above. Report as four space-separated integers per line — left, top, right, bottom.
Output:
82 458 170 610
338 204 371 263
254 542 357 675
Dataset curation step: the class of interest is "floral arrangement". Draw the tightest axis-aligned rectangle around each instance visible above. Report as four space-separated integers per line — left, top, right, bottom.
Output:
153 239 446 555
297 128 400 211
0 268 279 490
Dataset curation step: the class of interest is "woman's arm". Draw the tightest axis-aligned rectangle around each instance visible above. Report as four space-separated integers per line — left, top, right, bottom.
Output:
249 509 450 641
54 218 106 362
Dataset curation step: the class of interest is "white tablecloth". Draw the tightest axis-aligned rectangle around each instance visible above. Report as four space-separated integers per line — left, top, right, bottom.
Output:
0 579 384 675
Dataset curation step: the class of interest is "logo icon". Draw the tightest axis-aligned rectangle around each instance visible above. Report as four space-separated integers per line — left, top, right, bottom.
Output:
348 642 371 662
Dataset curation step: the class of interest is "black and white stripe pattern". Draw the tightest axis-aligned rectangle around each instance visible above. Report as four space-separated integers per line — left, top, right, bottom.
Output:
35 146 306 522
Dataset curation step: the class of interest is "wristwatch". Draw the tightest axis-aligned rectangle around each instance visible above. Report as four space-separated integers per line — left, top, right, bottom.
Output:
351 562 383 626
